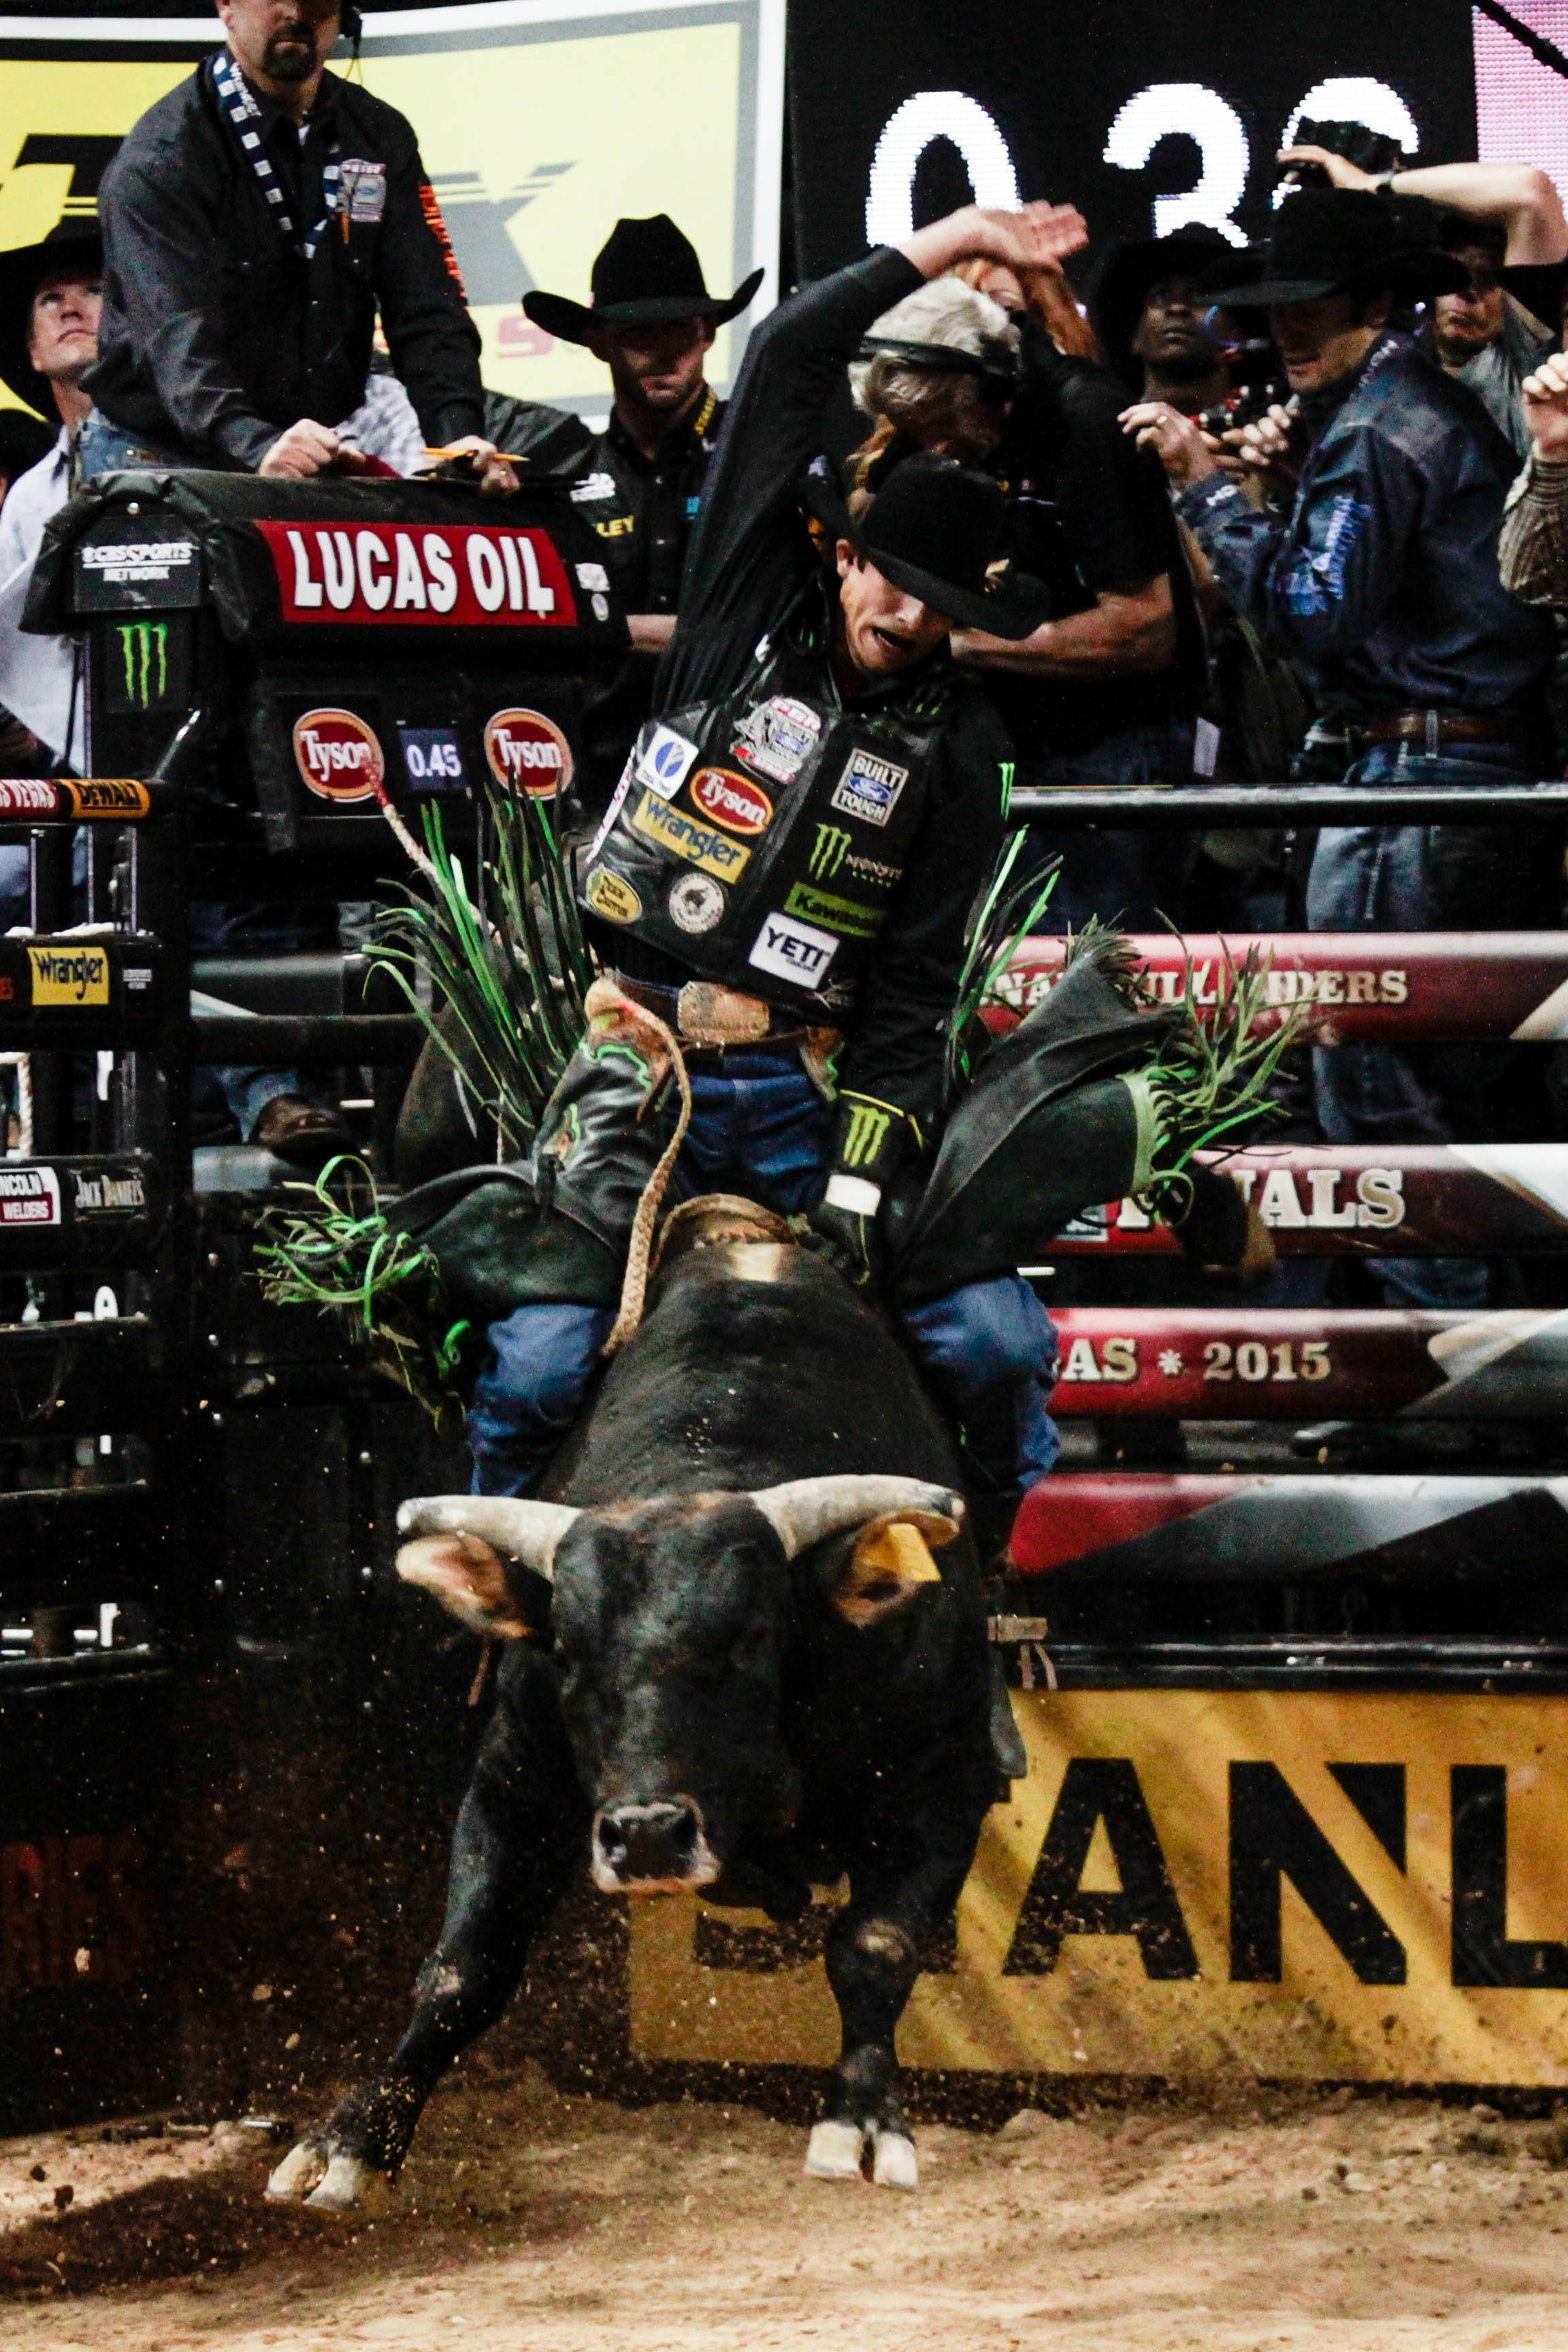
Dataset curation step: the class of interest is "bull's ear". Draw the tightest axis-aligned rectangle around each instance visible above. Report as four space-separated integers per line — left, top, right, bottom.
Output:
822 1507 958 1629
396 1532 533 1638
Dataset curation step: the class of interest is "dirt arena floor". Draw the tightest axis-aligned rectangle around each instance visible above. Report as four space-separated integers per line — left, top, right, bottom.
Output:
5 2062 1568 2350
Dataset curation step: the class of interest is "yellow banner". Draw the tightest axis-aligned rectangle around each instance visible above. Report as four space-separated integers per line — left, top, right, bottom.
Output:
29 942 109 1004
0 2 781 415
630 1690 1568 2087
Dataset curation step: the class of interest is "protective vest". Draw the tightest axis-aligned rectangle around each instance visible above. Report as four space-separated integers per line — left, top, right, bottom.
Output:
579 632 951 1022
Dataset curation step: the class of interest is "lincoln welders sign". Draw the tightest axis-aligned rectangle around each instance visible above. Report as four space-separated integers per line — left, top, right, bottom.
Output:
632 1694 1568 2086
0 0 782 419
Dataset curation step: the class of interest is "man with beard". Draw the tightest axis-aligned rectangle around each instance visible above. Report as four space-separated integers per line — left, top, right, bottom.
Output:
84 0 508 490
522 217 763 830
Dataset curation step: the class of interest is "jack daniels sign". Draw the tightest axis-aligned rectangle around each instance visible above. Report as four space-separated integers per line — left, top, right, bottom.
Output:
786 0 1485 281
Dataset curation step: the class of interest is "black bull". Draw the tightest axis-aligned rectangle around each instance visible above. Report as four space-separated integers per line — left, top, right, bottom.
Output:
266 1237 1000 2208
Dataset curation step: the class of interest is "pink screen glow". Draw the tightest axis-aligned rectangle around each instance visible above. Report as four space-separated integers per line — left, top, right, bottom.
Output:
1475 1 1568 208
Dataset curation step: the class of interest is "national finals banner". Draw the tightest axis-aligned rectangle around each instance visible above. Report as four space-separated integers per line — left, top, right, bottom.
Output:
0 0 783 418
632 1691 1568 2087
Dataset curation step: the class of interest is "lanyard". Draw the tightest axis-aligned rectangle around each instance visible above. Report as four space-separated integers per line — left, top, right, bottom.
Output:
212 48 341 263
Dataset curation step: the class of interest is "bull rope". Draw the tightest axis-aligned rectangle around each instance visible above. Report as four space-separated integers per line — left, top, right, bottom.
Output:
602 996 694 1356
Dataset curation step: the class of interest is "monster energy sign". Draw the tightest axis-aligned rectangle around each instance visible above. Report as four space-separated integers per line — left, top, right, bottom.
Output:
808 823 851 881
118 622 167 706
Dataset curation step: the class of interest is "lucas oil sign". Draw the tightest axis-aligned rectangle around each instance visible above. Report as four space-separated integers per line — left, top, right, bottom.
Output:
630 1691 1568 2086
258 522 577 630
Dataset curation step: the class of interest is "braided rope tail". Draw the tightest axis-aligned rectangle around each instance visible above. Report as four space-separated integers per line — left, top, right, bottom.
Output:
603 1000 693 1355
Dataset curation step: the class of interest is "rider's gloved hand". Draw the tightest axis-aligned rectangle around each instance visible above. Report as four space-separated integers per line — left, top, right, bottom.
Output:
807 1093 920 1292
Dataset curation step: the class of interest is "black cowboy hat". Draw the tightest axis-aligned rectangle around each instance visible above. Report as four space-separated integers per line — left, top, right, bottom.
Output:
1202 189 1467 310
1091 226 1237 385
0 221 103 415
1499 258 1568 331
802 449 1045 640
523 214 763 347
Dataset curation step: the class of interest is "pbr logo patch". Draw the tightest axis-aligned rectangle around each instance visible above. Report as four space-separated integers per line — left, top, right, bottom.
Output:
747 909 837 990
830 748 909 828
485 708 572 798
732 695 821 784
668 872 725 934
293 708 383 803
689 766 772 836
585 867 642 924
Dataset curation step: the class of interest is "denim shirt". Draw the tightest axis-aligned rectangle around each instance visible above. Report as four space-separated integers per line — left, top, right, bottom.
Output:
1175 332 1553 721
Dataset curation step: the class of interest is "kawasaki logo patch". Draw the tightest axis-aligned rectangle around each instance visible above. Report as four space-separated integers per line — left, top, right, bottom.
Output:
783 880 884 938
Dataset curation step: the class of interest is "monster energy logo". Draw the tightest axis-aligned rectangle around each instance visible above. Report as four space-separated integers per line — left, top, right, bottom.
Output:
116 622 168 707
840 1101 892 1170
808 823 851 880
1000 760 1014 819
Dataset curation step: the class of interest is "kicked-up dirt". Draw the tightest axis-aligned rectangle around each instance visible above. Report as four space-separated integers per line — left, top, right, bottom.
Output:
4 2061 1568 2349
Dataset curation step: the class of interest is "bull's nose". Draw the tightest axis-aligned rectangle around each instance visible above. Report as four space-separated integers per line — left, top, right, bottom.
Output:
594 1800 704 1886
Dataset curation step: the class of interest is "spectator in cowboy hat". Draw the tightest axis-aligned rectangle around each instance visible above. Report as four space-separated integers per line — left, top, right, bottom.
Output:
1092 227 1236 412
0 223 104 924
0 223 105 777
523 214 764 830
1124 188 1555 1315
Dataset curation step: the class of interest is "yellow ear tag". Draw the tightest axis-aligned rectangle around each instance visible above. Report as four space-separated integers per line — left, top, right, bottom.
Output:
853 1521 943 1586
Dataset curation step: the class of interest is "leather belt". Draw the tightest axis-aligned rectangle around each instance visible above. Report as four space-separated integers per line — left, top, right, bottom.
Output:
1354 709 1529 748
611 973 826 1051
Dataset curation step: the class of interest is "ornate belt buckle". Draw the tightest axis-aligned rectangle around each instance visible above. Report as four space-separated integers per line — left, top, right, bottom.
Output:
676 981 772 1047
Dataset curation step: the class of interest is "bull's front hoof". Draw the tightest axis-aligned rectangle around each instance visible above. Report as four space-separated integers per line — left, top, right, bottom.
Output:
870 2126 918 2190
804 2119 866 2181
306 2154 387 2214
265 2142 389 2215
265 2138 328 2204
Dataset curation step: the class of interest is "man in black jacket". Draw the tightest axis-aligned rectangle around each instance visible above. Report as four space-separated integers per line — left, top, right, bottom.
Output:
524 214 762 828
467 199 1088 1514
83 0 507 489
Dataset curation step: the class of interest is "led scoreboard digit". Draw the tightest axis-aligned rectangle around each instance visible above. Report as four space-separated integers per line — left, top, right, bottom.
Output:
788 0 1484 279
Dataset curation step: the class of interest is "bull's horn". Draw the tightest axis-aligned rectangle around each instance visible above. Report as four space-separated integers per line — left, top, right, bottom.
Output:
395 1495 580 1578
749 1476 964 1560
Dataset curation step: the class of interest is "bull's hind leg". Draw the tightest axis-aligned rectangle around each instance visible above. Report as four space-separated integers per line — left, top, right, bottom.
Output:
270 1712 585 2214
808 1795 987 2191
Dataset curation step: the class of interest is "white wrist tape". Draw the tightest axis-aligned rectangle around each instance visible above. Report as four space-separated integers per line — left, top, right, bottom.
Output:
824 1173 882 1217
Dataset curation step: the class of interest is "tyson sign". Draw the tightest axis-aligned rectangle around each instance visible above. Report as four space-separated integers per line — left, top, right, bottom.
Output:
293 708 384 802
484 708 574 799
689 766 772 836
257 522 578 630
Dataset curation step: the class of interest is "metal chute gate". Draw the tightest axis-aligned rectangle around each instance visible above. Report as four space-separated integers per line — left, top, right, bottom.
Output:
7 472 1568 2121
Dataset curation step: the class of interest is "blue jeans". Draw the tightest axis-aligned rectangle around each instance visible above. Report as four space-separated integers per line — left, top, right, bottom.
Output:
467 1049 1060 1497
1306 739 1556 1309
190 897 338 1138
1018 717 1196 932
78 412 204 476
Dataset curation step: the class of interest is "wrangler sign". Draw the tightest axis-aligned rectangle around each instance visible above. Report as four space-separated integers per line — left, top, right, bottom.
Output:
630 1693 1568 2085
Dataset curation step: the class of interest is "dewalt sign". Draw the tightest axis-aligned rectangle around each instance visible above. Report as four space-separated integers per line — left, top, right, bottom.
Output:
0 3 782 419
630 1691 1568 2087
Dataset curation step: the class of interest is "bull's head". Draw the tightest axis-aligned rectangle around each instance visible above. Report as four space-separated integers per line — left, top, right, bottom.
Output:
395 1477 963 1893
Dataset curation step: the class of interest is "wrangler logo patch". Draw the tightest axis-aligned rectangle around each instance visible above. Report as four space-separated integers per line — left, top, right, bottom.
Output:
631 790 751 881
